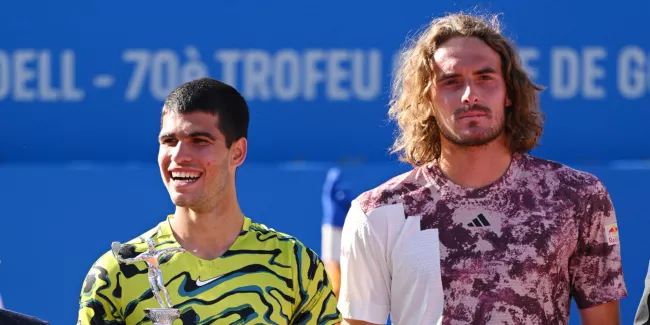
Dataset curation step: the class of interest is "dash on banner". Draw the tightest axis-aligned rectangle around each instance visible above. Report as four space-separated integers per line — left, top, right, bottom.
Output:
93 75 115 88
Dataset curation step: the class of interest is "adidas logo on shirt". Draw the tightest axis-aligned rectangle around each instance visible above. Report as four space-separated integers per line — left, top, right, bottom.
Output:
467 213 491 227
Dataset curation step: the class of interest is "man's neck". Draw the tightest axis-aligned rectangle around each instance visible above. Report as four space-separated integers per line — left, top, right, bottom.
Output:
438 136 513 188
169 193 244 261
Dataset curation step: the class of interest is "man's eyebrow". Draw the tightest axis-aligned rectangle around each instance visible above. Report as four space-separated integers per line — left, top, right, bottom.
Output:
159 132 174 140
158 132 216 141
436 72 461 82
474 67 498 75
188 131 216 141
436 67 498 82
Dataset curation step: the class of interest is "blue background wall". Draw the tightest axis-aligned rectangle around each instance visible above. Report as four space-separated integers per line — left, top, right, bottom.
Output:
1 0 649 324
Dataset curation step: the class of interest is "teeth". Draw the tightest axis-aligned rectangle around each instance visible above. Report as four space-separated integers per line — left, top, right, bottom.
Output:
171 171 201 179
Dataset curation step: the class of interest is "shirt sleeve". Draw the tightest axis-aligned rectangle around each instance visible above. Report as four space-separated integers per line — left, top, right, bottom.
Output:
337 200 391 324
569 179 628 309
291 243 342 325
77 252 125 325
634 261 650 325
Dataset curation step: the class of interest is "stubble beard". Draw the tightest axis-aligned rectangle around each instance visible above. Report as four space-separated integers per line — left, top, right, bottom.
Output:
439 118 506 148
173 165 230 213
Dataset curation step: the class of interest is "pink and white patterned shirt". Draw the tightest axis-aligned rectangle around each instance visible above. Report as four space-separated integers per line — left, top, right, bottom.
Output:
337 153 627 325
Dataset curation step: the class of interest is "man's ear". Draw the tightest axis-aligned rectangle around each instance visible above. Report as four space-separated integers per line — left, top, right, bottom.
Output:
230 137 247 168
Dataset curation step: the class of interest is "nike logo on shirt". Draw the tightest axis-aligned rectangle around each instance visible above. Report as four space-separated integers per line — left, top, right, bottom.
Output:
196 275 222 287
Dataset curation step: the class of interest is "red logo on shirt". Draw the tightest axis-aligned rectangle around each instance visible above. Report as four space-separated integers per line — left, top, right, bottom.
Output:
605 223 619 245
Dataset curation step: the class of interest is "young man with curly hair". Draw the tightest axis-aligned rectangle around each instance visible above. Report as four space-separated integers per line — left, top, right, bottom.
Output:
337 13 627 325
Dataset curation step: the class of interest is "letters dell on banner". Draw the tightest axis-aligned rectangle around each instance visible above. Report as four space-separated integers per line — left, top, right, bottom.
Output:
0 50 84 102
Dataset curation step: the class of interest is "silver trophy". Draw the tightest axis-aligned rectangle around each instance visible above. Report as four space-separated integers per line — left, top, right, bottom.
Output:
112 238 185 325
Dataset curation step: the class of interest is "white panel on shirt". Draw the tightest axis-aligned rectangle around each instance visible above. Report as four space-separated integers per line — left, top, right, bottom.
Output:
338 200 444 325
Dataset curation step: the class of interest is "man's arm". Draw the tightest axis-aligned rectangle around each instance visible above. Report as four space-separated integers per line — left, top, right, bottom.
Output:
579 301 621 325
78 253 125 325
324 261 341 297
569 179 627 325
291 244 342 325
341 320 381 325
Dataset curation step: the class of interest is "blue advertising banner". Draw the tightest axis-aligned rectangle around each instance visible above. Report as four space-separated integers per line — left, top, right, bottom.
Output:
1 0 649 164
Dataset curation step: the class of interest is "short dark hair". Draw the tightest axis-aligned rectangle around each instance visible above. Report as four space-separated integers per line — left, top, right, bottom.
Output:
162 78 249 148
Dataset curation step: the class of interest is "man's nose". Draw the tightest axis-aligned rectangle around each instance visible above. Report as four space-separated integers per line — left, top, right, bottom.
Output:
170 142 192 164
461 83 479 104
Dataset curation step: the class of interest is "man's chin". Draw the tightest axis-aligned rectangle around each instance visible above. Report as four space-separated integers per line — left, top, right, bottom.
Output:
170 193 197 208
458 136 495 147
446 127 504 147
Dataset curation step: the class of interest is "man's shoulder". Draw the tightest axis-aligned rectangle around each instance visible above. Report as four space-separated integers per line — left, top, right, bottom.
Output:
354 167 426 214
247 220 328 282
246 220 317 256
78 222 168 323
520 154 606 193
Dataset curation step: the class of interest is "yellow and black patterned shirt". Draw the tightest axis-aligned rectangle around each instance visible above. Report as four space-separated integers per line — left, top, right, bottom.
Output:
77 216 342 325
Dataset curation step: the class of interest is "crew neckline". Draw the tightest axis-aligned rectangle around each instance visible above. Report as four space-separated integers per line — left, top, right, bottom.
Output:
156 214 252 265
423 153 523 199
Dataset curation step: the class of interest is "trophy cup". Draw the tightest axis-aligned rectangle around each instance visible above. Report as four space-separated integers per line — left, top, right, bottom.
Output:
112 238 186 325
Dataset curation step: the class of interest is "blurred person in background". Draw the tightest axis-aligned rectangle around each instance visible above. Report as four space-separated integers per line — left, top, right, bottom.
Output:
635 261 650 324
77 78 341 325
337 12 627 325
321 167 354 297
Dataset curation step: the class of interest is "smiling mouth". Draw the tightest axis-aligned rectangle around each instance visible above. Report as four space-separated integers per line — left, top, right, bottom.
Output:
170 171 202 184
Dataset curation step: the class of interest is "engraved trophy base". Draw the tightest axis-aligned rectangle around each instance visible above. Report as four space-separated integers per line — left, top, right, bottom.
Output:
144 308 181 325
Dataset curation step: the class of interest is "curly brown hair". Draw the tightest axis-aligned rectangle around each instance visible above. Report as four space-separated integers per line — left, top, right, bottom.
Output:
388 12 545 166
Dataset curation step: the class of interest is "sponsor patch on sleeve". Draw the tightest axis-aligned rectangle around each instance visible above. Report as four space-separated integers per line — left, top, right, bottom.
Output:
604 223 619 246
